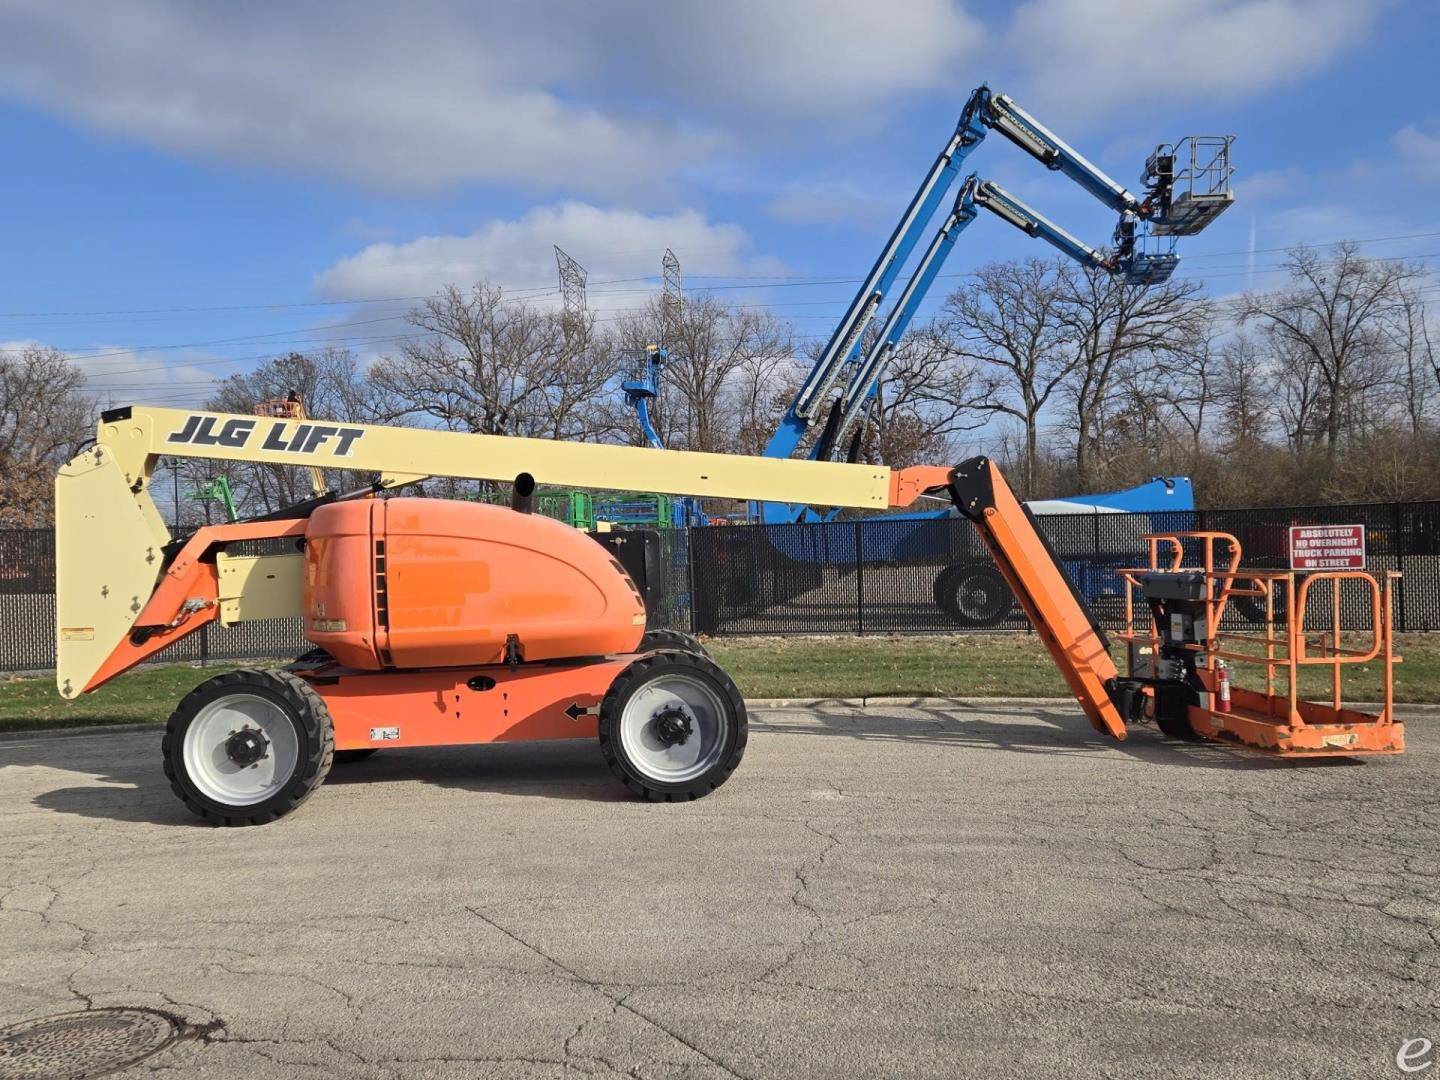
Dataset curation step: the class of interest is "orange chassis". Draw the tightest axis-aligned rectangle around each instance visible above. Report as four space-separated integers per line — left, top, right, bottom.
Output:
83 515 635 751
1117 531 1403 757
296 656 627 750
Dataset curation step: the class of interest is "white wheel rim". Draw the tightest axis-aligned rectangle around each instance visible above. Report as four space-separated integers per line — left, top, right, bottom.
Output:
619 673 729 784
182 693 301 807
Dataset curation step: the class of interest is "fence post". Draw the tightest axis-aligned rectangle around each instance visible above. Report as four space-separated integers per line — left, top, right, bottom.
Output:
855 519 865 636
199 623 210 668
685 528 698 636
1393 502 1408 633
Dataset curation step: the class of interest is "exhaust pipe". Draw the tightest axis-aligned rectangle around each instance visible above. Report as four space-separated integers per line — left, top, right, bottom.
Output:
509 472 536 514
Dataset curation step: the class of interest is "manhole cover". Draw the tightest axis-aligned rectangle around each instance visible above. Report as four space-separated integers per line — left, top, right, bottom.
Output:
0 1008 180 1079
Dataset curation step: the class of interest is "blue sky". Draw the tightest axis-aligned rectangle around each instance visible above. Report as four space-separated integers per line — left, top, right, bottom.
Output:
1 0 1437 409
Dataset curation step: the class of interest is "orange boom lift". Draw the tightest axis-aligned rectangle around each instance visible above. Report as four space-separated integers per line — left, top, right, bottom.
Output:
56 408 1401 826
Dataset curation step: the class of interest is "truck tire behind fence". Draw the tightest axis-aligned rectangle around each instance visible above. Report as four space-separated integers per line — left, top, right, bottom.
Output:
1230 578 1290 627
935 563 1014 627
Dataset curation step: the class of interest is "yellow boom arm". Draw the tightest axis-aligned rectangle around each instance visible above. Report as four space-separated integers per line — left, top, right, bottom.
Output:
55 405 946 697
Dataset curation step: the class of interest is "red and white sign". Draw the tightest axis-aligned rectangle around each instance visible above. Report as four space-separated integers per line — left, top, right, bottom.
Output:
1288 524 1366 570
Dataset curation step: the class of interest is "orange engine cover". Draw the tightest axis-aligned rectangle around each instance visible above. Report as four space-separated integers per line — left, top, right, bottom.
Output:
303 498 646 670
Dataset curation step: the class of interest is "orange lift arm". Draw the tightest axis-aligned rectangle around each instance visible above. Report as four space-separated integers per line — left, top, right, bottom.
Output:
945 457 1127 739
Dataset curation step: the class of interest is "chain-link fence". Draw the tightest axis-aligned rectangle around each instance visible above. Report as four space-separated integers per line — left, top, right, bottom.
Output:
5 497 1437 673
687 500 1436 638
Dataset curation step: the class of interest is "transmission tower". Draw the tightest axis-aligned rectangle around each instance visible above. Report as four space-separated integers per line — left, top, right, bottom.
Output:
661 248 683 346
554 246 587 341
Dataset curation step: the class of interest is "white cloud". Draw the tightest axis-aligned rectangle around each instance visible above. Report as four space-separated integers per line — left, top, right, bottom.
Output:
0 3 709 196
610 1 983 118
315 202 783 309
1003 0 1383 124
0 1 981 194
1394 123 1440 184
2 339 221 407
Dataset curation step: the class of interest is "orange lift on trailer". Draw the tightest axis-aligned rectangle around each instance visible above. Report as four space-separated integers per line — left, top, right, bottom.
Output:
55 408 1403 826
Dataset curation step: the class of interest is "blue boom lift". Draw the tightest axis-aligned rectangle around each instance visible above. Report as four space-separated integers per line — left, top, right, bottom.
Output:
767 85 1233 497
621 345 668 451
621 84 1232 624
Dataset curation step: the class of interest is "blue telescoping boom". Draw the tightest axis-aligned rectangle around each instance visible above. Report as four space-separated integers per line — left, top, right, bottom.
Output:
621 345 667 450
761 84 1233 519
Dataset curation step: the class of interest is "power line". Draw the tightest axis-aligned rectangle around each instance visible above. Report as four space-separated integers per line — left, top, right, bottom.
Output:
0 294 433 320
56 315 413 358
27 233 1440 391
7 224 1439 325
74 335 417 377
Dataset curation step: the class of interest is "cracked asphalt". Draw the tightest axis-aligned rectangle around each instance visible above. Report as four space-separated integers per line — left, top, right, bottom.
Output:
1 702 1437 1079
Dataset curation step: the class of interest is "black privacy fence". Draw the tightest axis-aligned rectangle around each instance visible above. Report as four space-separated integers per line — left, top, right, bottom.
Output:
3 498 1438 672
686 501 1440 638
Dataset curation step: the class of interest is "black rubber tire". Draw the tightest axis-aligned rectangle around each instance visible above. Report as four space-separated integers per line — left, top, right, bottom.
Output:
162 668 335 826
1154 710 1202 741
599 650 747 802
333 748 378 764
932 565 956 610
1151 685 1203 741
936 563 1014 627
638 629 710 658
1231 581 1290 627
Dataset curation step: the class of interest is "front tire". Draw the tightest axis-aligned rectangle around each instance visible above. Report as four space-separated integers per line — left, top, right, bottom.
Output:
162 668 334 826
599 651 747 802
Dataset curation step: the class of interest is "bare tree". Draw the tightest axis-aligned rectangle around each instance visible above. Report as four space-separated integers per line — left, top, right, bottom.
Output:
1151 331 1218 458
730 349 800 458
0 346 93 525
665 296 792 454
1387 284 1437 435
1240 244 1422 456
202 348 394 514
1213 333 1271 452
613 294 794 454
1104 353 1180 468
935 259 1073 496
373 283 618 442
1268 334 1324 452
867 333 986 468
1056 265 1209 490
207 348 391 423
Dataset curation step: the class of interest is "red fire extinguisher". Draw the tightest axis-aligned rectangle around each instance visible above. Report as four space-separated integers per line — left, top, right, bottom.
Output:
1216 658 1232 713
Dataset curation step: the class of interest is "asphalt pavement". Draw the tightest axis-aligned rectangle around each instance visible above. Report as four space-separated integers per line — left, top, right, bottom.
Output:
1 702 1437 1079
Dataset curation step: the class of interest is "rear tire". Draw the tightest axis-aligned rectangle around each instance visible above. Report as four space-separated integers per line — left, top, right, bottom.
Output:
1153 685 1202 741
1154 711 1202 741
599 650 747 802
638 629 710 657
162 668 334 826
